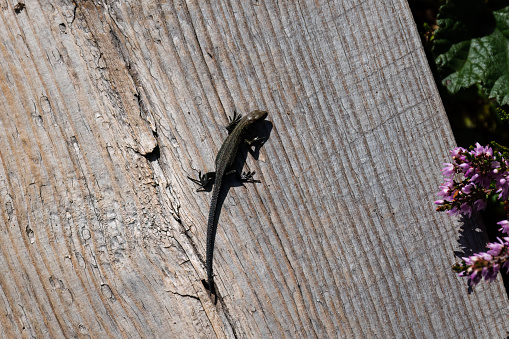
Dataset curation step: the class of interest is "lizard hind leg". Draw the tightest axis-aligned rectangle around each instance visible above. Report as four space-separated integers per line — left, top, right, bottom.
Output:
187 171 216 191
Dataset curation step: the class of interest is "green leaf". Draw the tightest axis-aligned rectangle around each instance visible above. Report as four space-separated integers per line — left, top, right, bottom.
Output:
433 0 509 105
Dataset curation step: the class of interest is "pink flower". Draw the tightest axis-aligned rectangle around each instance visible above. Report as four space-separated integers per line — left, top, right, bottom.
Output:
451 147 467 158
497 220 509 235
496 177 509 200
482 264 500 283
437 143 509 287
441 163 455 177
460 203 472 217
458 163 470 174
446 206 459 216
473 199 487 211
486 238 505 256
437 179 455 202
470 270 482 286
470 173 491 189
473 143 493 157
461 184 473 194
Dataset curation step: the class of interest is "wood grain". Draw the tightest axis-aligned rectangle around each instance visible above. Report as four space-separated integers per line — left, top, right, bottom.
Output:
0 0 507 337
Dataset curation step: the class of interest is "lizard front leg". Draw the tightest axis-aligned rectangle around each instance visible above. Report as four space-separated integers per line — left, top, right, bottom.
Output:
244 136 267 147
226 110 242 134
240 171 260 184
223 169 260 184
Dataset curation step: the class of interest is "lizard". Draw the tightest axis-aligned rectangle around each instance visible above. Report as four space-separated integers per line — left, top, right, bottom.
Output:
188 110 268 303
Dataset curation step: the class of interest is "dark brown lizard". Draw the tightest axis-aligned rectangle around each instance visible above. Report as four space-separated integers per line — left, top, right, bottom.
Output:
188 110 268 303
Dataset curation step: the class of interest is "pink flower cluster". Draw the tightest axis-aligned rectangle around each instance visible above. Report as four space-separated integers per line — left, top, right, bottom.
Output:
436 143 509 286
456 219 509 286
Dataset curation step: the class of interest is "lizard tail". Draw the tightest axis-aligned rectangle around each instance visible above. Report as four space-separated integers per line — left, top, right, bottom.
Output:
206 175 223 299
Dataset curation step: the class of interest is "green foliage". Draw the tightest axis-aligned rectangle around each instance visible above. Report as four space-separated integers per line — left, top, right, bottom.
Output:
433 0 509 105
490 140 509 159
496 107 509 121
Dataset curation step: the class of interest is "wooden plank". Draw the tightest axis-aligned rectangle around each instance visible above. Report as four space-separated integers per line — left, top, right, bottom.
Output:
0 0 507 337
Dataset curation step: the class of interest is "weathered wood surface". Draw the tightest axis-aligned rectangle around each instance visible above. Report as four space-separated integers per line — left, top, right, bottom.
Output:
0 0 507 337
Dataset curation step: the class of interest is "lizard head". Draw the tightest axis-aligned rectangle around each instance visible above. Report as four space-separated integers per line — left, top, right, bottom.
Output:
246 110 268 122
